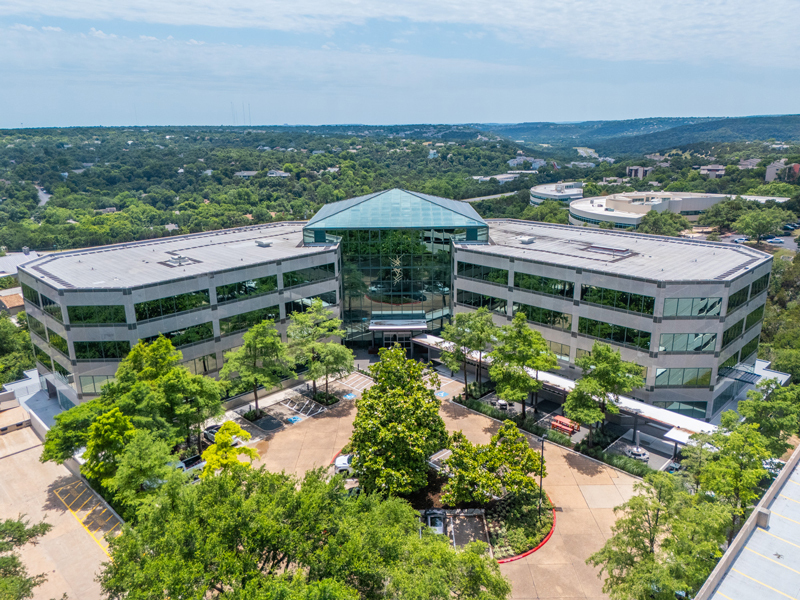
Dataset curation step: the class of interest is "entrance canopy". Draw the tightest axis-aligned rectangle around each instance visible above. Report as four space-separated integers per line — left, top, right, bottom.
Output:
370 319 428 331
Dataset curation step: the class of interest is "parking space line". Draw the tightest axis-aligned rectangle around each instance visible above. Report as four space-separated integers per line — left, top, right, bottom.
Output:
772 511 800 526
66 489 88 508
779 494 800 505
715 592 735 600
760 529 800 550
744 547 800 576
52 483 111 558
731 568 795 599
76 494 94 512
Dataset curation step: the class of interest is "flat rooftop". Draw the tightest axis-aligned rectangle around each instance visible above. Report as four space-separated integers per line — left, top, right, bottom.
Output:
571 192 789 217
20 222 336 290
459 219 771 282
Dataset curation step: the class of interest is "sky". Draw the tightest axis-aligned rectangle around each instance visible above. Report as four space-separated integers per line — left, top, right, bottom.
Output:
0 0 797 128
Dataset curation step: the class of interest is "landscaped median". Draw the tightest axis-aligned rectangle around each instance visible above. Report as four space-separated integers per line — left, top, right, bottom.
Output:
487 492 555 561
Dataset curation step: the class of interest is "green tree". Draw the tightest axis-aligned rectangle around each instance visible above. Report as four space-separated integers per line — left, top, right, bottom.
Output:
41 397 109 464
732 206 795 244
288 298 346 397
738 379 800 457
489 312 558 417
201 421 258 478
107 429 177 516
697 197 759 232
159 367 223 456
221 319 292 414
587 472 728 600
81 406 135 487
99 468 510 600
563 377 607 436
521 200 569 224
566 342 644 431
440 307 497 394
635 210 692 236
350 346 449 495
699 411 771 541
311 342 354 398
0 313 34 386
0 516 54 600
442 421 545 506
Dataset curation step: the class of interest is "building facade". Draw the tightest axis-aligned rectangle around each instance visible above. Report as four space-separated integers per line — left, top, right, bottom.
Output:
529 182 584 205
451 220 772 421
18 222 340 409
20 189 773 421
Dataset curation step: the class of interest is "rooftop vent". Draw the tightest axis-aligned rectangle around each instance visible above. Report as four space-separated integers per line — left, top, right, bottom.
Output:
585 245 632 258
161 254 201 268
255 239 273 248
518 236 536 245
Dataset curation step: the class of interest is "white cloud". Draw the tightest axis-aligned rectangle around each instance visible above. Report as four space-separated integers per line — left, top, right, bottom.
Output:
41 25 62 31
139 34 157 40
89 27 116 39
0 0 796 66
11 23 35 31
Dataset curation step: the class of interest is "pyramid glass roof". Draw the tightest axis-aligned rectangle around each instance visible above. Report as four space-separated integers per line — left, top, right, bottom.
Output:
304 188 487 230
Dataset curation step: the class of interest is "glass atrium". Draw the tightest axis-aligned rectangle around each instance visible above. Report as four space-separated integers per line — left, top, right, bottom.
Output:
303 189 488 348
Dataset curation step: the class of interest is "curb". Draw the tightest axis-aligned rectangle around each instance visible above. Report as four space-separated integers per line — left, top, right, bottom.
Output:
496 502 556 564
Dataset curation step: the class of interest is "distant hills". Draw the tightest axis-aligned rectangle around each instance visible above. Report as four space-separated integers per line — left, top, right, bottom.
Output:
478 115 800 155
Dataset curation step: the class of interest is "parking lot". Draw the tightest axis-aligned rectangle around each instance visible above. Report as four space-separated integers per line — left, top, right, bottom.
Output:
0 427 107 600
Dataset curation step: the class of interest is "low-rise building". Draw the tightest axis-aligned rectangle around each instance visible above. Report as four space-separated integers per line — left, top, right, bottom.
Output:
766 159 787 182
529 182 584 205
569 191 790 229
508 156 546 169
738 158 760 169
234 171 258 179
0 293 24 316
471 173 520 184
626 166 654 179
700 164 727 178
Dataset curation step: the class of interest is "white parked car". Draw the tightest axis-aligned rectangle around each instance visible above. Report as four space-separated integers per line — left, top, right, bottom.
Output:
334 453 354 475
732 237 748 244
766 238 784 244
625 446 650 462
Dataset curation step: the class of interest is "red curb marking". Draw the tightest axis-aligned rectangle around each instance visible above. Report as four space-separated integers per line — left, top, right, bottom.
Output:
496 494 557 564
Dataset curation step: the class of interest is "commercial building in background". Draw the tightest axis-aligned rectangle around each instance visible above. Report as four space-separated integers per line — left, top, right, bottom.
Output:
529 182 584 205
20 188 775 421
626 166 654 179
18 222 340 409
700 164 727 178
569 191 790 229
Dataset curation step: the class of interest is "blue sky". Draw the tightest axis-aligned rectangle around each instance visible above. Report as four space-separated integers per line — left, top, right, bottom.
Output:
0 0 797 128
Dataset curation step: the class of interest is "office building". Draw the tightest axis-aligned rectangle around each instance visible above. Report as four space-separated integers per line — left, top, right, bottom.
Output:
21 189 774 420
529 182 584 205
569 191 789 229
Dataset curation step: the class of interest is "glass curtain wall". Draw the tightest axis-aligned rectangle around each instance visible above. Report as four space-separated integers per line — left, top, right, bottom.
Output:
322 229 456 344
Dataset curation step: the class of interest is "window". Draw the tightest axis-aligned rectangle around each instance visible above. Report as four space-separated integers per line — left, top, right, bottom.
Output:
46 328 69 356
216 275 278 304
41 294 63 322
456 290 507 315
580 285 655 315
745 305 765 332
658 333 716 353
220 306 280 335
740 336 759 361
547 341 570 361
282 263 336 288
285 292 337 316
514 273 574 298
726 286 749 314
183 354 218 375
74 341 131 361
67 305 127 325
79 375 114 395
134 290 210 322
512 302 572 331
21 283 40 307
722 319 744 349
457 262 509 286
719 353 739 370
33 343 52 370
575 348 590 360
712 381 745 415
654 368 712 388
28 315 47 340
652 400 707 419
663 297 722 318
750 273 769 298
578 317 651 351
52 360 72 385
143 322 214 348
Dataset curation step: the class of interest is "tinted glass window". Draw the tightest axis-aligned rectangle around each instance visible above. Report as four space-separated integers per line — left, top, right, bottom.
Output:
68 305 127 325
216 275 278 304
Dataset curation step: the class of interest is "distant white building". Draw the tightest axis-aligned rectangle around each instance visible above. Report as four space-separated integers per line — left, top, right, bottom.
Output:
766 159 787 182
569 191 790 229
472 173 520 184
428 150 438 159
234 171 258 179
529 182 584 205
508 156 546 169
267 170 291 178
568 162 596 169
738 158 760 170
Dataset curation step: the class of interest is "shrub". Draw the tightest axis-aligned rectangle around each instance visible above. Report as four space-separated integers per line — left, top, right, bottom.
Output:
544 430 573 448
313 391 339 406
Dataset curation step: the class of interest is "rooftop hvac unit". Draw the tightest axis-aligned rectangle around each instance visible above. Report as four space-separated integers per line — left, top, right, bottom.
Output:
256 239 273 247
519 236 535 244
